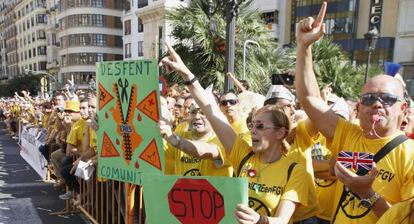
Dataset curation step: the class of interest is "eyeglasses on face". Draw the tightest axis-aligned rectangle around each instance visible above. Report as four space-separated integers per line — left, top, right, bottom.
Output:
360 93 402 107
220 99 238 106
247 122 278 131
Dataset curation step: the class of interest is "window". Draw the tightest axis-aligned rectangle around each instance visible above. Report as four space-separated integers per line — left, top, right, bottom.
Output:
91 0 103 7
37 30 46 39
124 20 131 35
138 41 143 57
96 53 103 62
38 46 46 55
138 18 143 33
125 43 131 58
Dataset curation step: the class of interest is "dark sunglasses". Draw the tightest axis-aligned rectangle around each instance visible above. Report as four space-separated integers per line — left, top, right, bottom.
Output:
360 93 402 107
247 123 278 131
220 99 238 106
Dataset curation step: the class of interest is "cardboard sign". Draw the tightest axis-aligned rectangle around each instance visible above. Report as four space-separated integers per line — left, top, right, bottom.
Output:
141 174 248 224
96 60 164 184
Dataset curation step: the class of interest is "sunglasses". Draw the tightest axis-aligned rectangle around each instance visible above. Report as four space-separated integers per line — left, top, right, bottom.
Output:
360 93 402 107
220 99 238 106
248 123 278 131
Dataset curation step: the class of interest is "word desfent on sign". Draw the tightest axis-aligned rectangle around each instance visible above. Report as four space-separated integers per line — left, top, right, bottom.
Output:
99 60 153 76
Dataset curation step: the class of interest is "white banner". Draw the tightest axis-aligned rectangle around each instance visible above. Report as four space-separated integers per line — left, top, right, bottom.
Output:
19 124 48 180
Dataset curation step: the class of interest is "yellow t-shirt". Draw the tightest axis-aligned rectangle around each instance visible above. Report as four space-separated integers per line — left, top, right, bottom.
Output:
164 131 208 176
376 199 414 224
66 119 87 151
174 120 189 135
288 121 336 221
310 136 337 221
287 120 317 176
199 136 233 177
330 118 414 224
231 118 252 146
89 127 97 152
231 136 320 221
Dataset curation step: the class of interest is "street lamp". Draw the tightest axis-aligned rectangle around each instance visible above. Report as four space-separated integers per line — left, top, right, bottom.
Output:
243 40 260 80
208 0 246 92
363 27 379 84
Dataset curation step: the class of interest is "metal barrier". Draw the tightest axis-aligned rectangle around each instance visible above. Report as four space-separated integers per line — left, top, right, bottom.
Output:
75 172 145 224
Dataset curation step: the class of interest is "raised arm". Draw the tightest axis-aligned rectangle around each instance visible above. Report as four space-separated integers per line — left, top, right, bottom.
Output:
295 2 338 141
159 121 220 159
160 42 236 154
226 72 246 92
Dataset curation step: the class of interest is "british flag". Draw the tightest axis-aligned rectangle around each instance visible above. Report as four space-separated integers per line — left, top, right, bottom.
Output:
337 151 374 173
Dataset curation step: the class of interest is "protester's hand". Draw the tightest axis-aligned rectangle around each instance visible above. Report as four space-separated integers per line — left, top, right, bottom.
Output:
159 42 192 78
159 120 173 139
64 115 72 124
296 2 327 48
334 161 378 198
320 83 333 103
70 159 80 174
234 204 260 224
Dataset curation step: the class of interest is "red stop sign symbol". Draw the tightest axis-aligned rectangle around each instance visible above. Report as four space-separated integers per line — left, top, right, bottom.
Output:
168 178 225 224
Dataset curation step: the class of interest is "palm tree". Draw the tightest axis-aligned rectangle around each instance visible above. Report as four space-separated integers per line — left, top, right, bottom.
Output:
166 0 292 93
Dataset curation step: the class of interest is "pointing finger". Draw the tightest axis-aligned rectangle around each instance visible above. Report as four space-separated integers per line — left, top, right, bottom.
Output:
164 41 181 62
313 1 327 28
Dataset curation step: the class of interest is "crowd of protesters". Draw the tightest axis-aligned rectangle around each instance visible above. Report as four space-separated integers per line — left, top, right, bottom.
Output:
1 2 414 224
1 83 98 207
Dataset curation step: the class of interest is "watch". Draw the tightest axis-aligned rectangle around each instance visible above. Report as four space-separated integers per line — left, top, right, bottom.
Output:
183 77 198 85
359 192 380 209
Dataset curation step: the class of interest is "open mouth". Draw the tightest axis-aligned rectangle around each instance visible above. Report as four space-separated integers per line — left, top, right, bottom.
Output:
192 121 204 128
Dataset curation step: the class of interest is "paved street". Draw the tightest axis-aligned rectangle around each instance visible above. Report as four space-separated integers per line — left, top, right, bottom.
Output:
0 124 87 224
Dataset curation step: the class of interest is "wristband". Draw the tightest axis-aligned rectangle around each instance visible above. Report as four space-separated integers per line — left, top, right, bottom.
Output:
183 77 198 86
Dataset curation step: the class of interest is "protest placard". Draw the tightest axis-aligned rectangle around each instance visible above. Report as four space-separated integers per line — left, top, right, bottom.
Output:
96 60 163 184
141 174 248 224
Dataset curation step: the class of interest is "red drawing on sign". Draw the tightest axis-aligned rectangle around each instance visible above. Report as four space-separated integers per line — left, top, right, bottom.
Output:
168 178 225 224
137 90 160 122
100 132 120 157
98 83 114 110
139 139 161 170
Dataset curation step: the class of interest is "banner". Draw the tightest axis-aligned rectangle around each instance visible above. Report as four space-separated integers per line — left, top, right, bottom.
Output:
19 125 48 180
96 60 163 184
141 174 248 224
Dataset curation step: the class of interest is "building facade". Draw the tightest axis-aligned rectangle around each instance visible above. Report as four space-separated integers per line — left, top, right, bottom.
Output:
289 0 399 66
249 0 287 43
394 0 414 80
56 0 125 86
122 0 188 60
15 0 48 76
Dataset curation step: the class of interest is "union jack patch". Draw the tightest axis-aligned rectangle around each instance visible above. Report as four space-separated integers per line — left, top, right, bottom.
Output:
337 151 374 173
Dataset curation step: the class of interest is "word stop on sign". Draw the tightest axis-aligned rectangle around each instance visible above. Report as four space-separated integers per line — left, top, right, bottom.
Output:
168 178 225 224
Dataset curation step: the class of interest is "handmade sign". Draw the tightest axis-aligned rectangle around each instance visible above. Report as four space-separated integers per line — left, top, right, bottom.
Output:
141 174 248 224
96 60 163 184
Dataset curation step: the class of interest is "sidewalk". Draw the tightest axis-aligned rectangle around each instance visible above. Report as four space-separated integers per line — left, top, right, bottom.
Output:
0 123 88 224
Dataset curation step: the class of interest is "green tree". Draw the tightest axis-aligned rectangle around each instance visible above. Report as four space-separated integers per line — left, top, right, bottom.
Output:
308 37 381 99
0 75 41 97
166 0 293 93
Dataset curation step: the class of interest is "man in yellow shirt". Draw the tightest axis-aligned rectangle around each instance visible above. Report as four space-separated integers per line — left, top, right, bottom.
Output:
295 3 414 223
58 99 87 201
219 91 251 145
161 103 231 177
